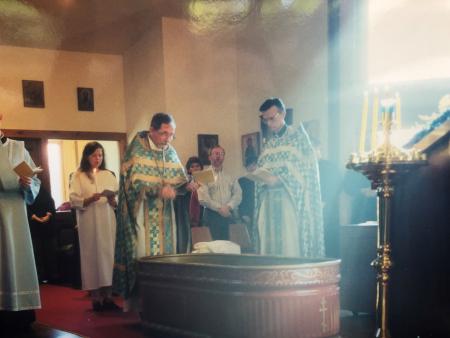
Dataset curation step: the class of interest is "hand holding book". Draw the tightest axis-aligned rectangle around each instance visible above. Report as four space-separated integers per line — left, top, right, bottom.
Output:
246 168 279 186
192 169 215 185
13 161 43 178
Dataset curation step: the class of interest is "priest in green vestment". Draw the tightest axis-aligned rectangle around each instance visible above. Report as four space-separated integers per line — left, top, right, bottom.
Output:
255 98 325 258
0 114 41 328
113 113 194 308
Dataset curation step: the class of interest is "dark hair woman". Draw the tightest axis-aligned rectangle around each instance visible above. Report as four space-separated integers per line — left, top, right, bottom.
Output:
186 156 203 175
69 141 119 311
185 157 203 227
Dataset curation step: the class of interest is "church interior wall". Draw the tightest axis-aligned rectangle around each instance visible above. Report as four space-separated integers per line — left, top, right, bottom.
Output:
235 3 329 160
0 45 126 132
122 12 329 176
123 17 167 141
1 4 329 178
163 16 240 176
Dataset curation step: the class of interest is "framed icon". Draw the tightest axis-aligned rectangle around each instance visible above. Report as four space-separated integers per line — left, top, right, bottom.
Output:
22 80 45 108
77 87 95 111
241 132 260 167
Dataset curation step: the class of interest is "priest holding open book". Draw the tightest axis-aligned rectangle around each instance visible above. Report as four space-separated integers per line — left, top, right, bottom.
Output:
254 98 324 258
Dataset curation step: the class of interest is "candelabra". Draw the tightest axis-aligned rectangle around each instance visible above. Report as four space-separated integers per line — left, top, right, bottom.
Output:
347 105 427 338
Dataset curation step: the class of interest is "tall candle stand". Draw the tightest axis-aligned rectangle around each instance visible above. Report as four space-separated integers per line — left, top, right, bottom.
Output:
347 107 427 338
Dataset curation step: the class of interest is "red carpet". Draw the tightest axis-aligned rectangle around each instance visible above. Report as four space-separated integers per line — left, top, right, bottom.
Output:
36 284 143 338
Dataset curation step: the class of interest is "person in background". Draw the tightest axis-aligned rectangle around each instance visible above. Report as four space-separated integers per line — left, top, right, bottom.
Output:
198 145 242 240
70 141 119 312
238 158 257 251
27 186 59 283
255 98 324 257
185 156 204 227
113 113 197 311
174 156 203 253
0 113 41 331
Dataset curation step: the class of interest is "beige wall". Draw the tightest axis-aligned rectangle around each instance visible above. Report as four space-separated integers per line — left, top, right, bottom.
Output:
123 12 328 176
163 17 240 175
2 6 329 177
123 18 166 139
123 17 241 176
235 5 329 158
0 45 126 132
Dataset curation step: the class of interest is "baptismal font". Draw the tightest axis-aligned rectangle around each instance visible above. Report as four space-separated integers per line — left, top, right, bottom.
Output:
347 95 427 338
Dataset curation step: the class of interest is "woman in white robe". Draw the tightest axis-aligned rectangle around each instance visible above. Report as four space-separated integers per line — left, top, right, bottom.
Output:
70 142 119 311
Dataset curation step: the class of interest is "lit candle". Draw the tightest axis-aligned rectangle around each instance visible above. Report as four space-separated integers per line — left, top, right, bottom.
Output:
381 98 395 126
395 92 401 128
371 90 379 150
359 91 369 154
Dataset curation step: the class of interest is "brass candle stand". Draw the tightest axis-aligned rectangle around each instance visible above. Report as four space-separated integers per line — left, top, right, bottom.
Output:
347 109 427 338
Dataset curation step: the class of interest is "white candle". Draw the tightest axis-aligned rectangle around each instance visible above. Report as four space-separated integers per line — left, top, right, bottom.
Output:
371 90 379 150
359 91 369 154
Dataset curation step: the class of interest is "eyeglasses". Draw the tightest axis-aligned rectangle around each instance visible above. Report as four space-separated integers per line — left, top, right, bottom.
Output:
260 111 280 125
156 131 176 139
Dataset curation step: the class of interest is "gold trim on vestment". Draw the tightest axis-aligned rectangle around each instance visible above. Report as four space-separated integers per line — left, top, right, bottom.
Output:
122 157 183 173
157 198 164 254
144 202 150 256
138 134 150 150
130 173 184 186
262 145 303 162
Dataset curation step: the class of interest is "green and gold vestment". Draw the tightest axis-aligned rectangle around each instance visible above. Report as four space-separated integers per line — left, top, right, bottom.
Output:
256 125 324 258
113 131 187 298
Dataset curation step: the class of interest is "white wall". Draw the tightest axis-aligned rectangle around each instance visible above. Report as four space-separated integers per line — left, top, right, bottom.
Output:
235 4 329 160
2 5 330 179
123 17 241 176
162 17 240 175
123 18 167 139
122 9 329 176
0 46 126 132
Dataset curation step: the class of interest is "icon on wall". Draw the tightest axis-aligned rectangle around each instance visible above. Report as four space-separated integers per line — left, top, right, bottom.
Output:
77 87 95 111
22 80 45 108
197 134 219 166
241 132 260 167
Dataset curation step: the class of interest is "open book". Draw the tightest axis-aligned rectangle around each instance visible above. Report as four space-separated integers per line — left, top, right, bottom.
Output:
192 169 215 185
245 167 275 184
13 161 43 178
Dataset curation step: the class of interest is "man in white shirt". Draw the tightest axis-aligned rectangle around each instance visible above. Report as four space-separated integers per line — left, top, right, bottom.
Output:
198 145 242 240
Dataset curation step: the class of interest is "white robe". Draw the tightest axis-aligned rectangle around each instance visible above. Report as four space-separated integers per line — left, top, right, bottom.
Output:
70 170 118 290
0 138 41 311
